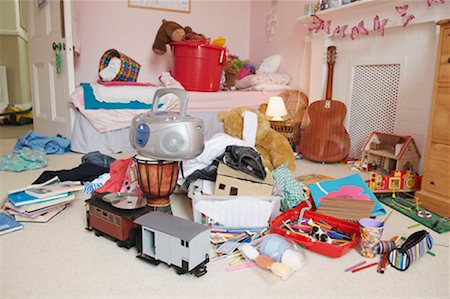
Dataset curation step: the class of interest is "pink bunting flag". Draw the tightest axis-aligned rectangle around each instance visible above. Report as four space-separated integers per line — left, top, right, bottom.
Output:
395 4 409 16
351 26 359 40
324 20 332 34
331 26 341 37
373 15 389 36
341 25 349 38
358 20 369 35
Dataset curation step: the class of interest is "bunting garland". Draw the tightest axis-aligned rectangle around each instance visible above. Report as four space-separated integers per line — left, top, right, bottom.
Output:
307 0 447 40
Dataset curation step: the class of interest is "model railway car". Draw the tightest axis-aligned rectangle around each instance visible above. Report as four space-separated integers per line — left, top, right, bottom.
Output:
135 212 211 277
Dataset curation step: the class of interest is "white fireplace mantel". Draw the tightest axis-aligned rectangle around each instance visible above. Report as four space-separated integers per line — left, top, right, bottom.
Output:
299 0 450 36
303 0 449 171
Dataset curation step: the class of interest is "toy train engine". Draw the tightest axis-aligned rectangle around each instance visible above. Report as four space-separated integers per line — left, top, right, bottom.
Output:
135 211 211 277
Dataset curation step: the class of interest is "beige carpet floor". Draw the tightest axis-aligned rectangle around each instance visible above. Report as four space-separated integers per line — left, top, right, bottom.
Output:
0 124 33 139
0 138 448 298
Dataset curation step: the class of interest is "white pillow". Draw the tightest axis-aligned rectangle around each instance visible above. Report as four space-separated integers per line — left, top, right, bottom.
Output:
99 57 121 81
256 54 282 74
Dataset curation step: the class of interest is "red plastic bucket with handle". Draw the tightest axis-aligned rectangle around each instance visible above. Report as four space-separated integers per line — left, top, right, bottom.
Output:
170 41 226 92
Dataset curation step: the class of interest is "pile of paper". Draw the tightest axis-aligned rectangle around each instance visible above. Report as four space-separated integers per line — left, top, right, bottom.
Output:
5 177 83 223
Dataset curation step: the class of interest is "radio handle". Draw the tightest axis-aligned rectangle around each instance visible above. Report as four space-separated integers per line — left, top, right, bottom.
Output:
152 88 188 117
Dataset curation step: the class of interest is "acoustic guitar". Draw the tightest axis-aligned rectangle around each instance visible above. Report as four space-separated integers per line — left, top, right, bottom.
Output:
300 46 350 163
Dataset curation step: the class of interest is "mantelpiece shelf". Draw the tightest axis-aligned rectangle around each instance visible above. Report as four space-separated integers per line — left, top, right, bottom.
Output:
298 0 385 24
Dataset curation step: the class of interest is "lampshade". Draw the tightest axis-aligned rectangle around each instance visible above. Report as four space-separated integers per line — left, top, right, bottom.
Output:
266 96 287 121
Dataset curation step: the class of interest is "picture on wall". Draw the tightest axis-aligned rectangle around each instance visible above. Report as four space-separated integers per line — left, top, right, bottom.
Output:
128 0 190 13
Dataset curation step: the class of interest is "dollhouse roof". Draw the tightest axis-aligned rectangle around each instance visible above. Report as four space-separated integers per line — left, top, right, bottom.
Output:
135 212 210 241
362 131 420 158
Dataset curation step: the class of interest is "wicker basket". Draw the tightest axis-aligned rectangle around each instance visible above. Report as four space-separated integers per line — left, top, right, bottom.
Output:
260 90 309 145
98 49 141 82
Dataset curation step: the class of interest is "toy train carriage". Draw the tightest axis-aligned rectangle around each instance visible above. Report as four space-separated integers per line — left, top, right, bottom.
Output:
135 212 211 277
366 170 422 193
85 193 150 248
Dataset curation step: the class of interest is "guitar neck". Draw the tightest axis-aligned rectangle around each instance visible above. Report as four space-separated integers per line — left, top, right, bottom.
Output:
325 64 334 101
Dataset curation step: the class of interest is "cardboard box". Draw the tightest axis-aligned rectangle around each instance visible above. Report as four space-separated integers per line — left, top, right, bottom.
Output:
214 163 274 196
188 180 281 228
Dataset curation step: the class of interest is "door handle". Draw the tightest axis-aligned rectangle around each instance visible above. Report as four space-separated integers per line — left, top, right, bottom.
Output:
52 42 62 51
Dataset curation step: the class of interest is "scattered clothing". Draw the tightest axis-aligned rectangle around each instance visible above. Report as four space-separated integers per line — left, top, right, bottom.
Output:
219 145 266 180
182 160 219 191
82 151 116 169
15 130 70 154
0 148 48 172
272 163 309 211
33 162 109 184
178 133 252 185
83 173 111 194
95 157 134 194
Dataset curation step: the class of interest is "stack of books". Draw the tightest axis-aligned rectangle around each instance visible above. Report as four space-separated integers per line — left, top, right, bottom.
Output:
5 177 83 223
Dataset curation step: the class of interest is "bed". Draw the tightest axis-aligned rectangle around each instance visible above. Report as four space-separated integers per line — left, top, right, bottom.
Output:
70 84 283 154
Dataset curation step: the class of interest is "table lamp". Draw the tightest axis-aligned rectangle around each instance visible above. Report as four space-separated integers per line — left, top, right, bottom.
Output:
266 96 287 121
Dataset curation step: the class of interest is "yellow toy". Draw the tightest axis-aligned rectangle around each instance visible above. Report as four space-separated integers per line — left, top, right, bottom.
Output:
218 107 296 171
212 36 226 47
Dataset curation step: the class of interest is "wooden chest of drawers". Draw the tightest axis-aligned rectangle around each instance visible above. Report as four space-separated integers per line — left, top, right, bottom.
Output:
416 20 450 217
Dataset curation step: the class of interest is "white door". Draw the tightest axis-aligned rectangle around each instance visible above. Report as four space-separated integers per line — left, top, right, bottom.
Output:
28 0 75 137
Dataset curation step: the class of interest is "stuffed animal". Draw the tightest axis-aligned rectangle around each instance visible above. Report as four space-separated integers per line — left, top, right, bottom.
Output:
152 19 186 56
184 26 206 41
217 107 296 171
222 61 239 91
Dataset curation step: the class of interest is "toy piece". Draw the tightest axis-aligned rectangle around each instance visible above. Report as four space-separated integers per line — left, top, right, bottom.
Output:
85 193 150 249
212 36 226 47
222 61 239 91
361 132 421 173
218 107 296 171
366 170 422 194
152 19 186 56
135 211 211 277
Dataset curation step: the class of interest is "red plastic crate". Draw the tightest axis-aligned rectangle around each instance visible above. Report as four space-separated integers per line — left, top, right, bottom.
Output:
271 204 360 258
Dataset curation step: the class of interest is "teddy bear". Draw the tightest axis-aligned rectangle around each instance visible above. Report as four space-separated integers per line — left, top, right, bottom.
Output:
217 107 296 171
152 19 186 56
222 61 239 91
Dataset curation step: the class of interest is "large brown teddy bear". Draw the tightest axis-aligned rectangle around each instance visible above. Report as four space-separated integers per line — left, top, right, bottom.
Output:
152 19 186 56
218 107 296 171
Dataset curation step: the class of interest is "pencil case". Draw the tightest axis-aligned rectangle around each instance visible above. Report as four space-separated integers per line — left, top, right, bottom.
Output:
387 230 433 271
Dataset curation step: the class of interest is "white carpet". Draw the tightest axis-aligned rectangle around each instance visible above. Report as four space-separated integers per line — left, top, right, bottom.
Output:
0 138 448 298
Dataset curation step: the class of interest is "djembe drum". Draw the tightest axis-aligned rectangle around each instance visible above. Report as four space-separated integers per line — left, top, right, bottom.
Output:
134 155 179 214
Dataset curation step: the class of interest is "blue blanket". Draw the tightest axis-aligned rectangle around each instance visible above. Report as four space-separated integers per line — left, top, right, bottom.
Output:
81 83 154 110
308 173 386 217
15 130 71 155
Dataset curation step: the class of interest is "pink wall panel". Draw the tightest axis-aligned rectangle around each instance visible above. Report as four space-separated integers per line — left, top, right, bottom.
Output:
74 0 251 84
249 0 309 92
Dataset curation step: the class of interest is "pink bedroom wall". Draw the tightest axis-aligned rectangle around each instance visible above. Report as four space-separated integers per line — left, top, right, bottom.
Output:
74 0 251 85
249 0 310 93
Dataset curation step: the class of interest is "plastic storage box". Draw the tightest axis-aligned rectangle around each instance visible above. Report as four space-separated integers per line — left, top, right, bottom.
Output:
187 182 281 228
271 203 360 258
170 41 226 92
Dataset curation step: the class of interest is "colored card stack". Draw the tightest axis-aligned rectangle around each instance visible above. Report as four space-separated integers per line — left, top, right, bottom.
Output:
316 198 376 221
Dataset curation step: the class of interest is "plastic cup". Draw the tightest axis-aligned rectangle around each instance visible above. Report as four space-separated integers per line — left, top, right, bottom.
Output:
357 218 384 258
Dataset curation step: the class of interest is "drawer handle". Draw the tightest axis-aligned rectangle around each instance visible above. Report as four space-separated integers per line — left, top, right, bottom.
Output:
430 181 436 185
448 57 450 63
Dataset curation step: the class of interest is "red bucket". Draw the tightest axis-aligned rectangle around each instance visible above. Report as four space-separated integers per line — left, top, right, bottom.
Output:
170 41 226 92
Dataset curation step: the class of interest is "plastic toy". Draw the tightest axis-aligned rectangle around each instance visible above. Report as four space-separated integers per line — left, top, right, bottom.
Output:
366 170 422 194
239 234 306 280
135 211 211 277
361 132 421 173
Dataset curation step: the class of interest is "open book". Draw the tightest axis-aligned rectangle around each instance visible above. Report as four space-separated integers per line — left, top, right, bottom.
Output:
25 182 83 199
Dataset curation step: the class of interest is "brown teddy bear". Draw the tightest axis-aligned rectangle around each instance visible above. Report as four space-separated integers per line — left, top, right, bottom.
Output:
222 61 239 91
152 19 186 56
218 107 296 171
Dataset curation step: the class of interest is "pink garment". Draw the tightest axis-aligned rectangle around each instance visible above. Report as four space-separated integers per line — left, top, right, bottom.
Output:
95 157 139 194
97 80 155 87
237 68 252 80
